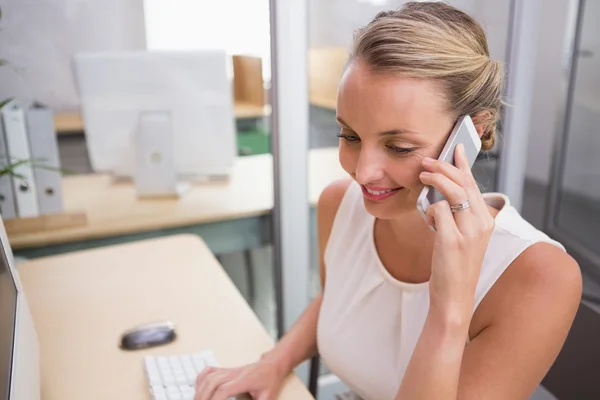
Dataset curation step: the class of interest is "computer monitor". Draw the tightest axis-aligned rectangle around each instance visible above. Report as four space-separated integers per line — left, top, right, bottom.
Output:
0 215 40 400
73 50 237 181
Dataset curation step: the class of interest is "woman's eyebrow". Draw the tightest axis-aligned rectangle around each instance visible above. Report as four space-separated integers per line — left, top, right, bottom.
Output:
336 116 420 135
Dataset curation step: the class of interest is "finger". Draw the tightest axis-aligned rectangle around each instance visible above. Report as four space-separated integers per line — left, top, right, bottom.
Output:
212 379 248 400
195 370 231 400
423 146 486 216
426 200 460 239
195 366 219 391
426 213 436 232
453 144 488 215
422 155 464 186
257 393 272 400
419 171 470 211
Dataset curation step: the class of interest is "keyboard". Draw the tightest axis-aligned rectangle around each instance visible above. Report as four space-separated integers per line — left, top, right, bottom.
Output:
143 351 236 400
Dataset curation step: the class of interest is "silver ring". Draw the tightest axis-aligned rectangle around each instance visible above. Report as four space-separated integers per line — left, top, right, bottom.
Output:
450 200 470 213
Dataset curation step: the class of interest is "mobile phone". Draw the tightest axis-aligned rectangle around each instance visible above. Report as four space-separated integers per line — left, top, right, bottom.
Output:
416 115 482 222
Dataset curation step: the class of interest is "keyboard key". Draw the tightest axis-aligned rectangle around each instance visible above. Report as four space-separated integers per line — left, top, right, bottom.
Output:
193 359 206 373
166 386 180 395
150 384 168 400
199 352 217 366
181 355 194 368
157 357 169 366
145 351 221 400
185 369 197 383
150 384 165 394
180 384 193 393
180 385 195 400
169 356 183 369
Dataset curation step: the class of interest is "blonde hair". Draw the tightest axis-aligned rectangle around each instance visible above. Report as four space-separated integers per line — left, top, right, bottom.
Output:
350 1 504 151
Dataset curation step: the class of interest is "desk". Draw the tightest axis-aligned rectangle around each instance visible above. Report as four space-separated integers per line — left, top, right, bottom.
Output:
54 103 271 135
18 234 313 400
53 112 84 134
9 148 345 259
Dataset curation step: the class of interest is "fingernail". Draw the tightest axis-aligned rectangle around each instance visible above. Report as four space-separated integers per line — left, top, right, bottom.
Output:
423 157 434 165
420 171 431 178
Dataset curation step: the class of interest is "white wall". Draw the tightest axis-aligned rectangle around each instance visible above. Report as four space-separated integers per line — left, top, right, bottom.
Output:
0 0 146 112
143 0 271 80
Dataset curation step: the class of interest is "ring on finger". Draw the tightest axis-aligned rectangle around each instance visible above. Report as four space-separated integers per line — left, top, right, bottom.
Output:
450 200 470 213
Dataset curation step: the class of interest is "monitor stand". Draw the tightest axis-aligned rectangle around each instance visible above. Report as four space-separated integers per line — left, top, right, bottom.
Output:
133 111 190 199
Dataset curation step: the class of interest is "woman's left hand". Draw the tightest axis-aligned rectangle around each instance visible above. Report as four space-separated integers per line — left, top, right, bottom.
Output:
419 144 496 323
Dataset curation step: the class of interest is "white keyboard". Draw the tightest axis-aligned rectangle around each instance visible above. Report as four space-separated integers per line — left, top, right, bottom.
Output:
143 351 236 400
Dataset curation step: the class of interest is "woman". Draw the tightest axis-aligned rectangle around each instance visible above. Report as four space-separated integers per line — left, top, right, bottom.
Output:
195 2 582 399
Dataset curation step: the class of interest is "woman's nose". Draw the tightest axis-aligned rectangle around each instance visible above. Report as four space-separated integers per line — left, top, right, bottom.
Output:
355 149 385 185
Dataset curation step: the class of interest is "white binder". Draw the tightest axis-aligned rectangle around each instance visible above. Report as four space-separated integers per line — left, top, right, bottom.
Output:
0 100 39 218
25 102 64 215
0 106 18 219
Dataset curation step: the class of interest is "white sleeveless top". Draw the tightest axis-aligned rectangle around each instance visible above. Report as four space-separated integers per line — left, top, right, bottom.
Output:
317 181 565 400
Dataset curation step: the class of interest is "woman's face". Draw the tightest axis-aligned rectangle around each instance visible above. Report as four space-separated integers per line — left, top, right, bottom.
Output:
336 60 455 220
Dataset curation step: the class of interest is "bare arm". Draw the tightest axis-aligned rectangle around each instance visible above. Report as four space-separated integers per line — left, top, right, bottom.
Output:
195 180 350 399
395 148 581 400
395 243 581 400
261 295 323 378
261 179 351 378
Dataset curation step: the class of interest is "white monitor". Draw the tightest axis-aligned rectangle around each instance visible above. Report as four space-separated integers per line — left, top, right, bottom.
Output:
73 50 237 181
0 215 40 400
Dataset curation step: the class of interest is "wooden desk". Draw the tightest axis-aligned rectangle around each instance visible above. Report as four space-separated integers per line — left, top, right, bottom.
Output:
54 103 271 135
53 112 84 134
18 234 313 400
9 148 345 258
234 102 271 119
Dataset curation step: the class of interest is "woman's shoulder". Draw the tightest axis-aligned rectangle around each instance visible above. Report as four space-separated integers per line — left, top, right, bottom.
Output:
471 193 582 341
472 238 582 338
317 178 354 216
483 192 564 250
317 179 354 252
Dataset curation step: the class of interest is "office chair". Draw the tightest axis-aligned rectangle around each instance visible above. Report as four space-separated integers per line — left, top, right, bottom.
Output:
309 354 320 397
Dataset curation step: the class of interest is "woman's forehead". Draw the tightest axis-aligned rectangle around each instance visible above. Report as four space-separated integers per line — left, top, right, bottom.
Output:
337 61 452 136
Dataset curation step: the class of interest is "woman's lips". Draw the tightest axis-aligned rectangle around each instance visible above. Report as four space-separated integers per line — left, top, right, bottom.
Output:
361 185 403 201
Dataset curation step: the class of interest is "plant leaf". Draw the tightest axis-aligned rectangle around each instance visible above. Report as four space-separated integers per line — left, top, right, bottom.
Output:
0 156 75 177
0 98 13 109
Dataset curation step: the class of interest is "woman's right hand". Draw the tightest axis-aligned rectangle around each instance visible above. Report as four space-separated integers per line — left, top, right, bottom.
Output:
194 358 286 400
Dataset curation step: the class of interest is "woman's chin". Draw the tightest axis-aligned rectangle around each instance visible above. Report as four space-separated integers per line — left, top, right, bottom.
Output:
362 199 416 220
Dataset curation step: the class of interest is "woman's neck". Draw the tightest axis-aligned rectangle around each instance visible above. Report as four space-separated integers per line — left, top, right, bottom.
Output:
375 209 437 283
375 200 501 283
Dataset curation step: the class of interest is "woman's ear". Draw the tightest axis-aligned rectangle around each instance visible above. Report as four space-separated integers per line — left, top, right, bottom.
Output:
471 111 492 138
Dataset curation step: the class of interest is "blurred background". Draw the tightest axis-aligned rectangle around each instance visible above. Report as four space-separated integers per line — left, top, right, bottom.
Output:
0 0 598 399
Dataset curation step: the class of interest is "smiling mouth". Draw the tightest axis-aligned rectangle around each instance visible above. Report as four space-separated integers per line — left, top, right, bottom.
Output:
361 185 403 200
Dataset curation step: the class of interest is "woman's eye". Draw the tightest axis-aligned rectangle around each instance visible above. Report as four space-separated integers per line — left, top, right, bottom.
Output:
387 145 414 154
336 133 360 143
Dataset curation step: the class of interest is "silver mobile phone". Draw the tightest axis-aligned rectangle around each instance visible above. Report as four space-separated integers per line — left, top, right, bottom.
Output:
416 115 482 222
